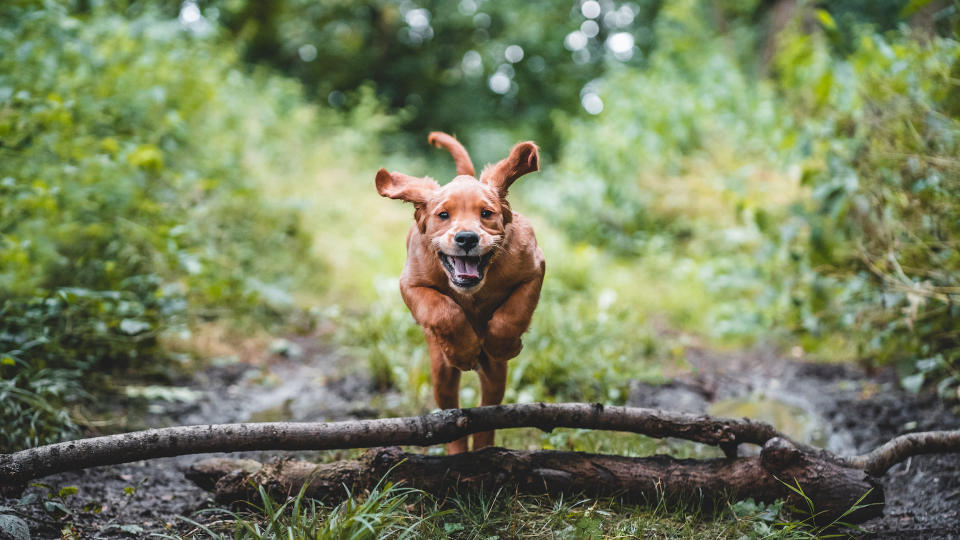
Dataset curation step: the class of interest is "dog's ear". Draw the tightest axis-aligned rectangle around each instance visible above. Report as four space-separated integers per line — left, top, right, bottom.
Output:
376 169 440 234
428 132 476 177
375 169 439 205
480 141 539 196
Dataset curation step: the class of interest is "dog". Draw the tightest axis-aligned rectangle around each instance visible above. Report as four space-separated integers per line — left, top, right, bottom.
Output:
375 132 545 454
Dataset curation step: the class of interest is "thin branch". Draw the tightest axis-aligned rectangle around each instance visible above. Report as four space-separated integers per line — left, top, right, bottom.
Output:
839 430 960 476
1 402 957 488
0 403 790 486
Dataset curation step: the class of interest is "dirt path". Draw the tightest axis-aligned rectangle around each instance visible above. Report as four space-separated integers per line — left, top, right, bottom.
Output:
2 341 958 538
1 336 389 538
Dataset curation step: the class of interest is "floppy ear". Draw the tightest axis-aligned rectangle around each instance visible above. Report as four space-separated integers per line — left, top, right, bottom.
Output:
480 141 539 196
375 168 439 205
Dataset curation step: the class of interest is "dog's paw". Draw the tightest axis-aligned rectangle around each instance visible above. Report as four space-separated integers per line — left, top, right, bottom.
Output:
437 337 482 371
483 335 522 360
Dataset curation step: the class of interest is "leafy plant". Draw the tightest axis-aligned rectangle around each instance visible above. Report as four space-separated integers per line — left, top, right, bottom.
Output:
0 2 332 449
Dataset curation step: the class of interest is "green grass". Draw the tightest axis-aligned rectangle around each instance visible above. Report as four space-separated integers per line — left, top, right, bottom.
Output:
175 481 430 540
166 474 860 540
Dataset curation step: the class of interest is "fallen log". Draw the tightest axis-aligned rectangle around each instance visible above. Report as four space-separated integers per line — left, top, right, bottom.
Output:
1 403 958 523
187 439 885 524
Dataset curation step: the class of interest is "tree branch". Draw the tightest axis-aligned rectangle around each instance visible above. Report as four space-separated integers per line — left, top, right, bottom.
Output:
0 403 784 486
838 430 960 476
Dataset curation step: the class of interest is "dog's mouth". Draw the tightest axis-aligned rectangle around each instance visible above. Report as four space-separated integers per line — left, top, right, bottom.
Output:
438 252 494 289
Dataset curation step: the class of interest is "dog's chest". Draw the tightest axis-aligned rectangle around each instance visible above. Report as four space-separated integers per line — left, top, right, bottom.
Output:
452 288 511 324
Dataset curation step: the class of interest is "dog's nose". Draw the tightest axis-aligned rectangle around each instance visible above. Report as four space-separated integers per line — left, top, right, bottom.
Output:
454 231 479 251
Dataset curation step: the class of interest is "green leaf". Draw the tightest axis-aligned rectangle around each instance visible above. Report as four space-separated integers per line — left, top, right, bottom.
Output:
58 486 78 498
42 500 70 516
901 0 937 18
936 376 957 399
444 522 465 533
815 9 837 30
901 373 924 394
118 319 151 335
127 144 164 171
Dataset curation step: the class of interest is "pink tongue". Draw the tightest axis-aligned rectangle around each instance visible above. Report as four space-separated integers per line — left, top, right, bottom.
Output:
453 256 480 279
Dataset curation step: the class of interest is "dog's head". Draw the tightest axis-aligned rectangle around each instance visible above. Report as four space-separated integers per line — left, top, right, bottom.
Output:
376 132 539 291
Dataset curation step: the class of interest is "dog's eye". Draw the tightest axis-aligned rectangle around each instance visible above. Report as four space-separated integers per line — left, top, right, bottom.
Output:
480 209 493 218
438 211 449 220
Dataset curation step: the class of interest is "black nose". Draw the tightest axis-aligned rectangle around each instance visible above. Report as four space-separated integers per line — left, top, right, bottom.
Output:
454 231 479 251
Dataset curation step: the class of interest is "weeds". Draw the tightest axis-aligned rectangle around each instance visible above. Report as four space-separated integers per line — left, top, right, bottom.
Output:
170 477 434 540
162 473 871 540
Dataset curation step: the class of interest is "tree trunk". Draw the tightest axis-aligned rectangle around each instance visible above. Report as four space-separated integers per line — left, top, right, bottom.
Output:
188 438 884 525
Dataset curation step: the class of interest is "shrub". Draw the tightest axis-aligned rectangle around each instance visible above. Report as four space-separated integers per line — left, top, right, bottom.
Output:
0 3 329 449
769 22 960 389
531 4 960 393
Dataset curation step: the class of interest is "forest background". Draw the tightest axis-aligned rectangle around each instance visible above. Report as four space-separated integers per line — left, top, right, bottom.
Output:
1 0 958 488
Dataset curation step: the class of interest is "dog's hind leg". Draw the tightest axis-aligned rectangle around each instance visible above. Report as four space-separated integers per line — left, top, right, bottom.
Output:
426 334 469 454
472 357 508 450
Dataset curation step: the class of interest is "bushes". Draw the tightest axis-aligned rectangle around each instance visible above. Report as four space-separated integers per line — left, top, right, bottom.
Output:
0 4 328 450
770 25 960 389
534 4 960 392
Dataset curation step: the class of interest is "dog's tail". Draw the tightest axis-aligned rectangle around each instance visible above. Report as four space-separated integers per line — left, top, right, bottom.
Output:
427 132 476 177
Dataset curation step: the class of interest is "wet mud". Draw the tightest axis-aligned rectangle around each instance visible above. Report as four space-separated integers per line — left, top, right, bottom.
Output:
629 346 960 538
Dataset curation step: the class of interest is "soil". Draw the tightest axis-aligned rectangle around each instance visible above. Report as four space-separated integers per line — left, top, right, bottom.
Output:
0 336 395 539
629 346 960 538
2 340 958 539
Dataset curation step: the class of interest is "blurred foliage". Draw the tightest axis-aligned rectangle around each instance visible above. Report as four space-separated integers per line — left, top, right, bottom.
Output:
191 0 664 153
771 15 960 391
72 0 666 154
531 1 960 394
0 2 331 450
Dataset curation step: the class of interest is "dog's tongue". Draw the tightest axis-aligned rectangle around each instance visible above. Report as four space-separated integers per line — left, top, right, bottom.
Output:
453 256 480 279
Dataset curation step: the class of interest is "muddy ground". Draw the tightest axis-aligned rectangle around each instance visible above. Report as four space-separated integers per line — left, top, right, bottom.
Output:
630 347 960 538
2 338 958 539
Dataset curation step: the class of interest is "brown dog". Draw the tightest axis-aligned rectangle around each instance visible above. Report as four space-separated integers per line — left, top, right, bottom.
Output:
375 132 545 454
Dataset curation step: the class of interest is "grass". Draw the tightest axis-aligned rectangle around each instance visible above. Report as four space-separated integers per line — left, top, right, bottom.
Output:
165 474 855 540
168 478 431 540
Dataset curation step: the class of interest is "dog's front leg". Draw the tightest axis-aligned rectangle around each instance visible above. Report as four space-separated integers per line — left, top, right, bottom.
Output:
401 284 481 455
473 276 544 450
425 333 469 454
401 284 482 371
482 276 544 362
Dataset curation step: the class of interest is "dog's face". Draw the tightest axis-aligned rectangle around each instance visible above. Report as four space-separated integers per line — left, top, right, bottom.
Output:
421 176 508 290
376 138 538 292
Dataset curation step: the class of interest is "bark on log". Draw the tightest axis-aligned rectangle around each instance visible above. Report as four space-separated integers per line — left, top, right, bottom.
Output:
187 438 884 524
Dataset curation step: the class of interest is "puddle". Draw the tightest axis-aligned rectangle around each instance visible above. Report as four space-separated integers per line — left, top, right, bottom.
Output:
708 395 828 449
